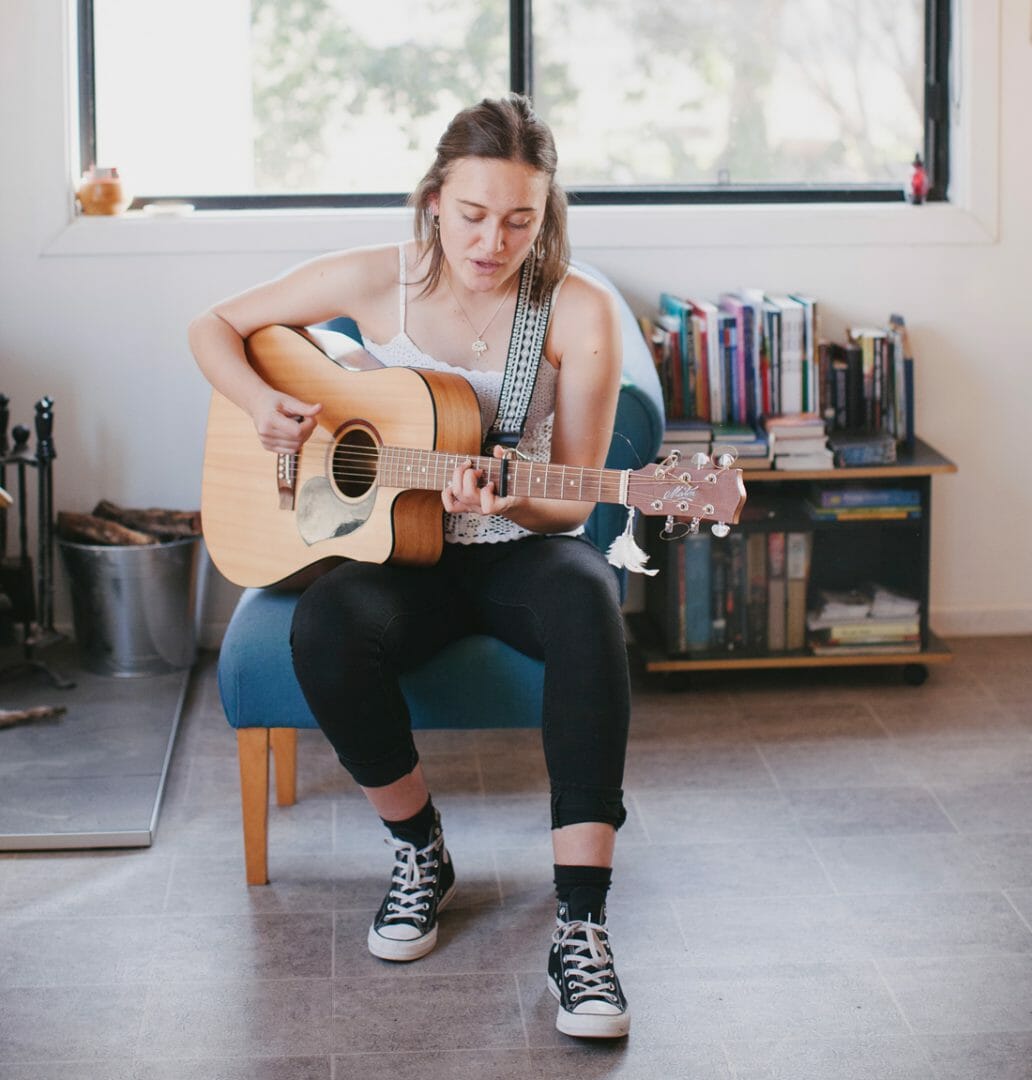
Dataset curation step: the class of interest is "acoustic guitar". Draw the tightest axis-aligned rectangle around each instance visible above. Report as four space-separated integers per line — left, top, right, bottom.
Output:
201 325 746 587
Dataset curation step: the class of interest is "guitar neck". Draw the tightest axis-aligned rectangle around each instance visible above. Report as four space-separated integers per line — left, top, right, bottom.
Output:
377 447 626 505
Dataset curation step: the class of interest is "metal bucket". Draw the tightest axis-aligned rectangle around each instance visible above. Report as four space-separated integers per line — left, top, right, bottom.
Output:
58 536 200 677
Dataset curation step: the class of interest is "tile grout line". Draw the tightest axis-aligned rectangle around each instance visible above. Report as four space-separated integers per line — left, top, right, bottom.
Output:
802 834 845 897
514 970 531 1050
1002 888 1032 938
870 955 919 1038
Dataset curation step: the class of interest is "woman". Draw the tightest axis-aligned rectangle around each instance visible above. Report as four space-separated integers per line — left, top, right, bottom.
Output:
189 94 631 1040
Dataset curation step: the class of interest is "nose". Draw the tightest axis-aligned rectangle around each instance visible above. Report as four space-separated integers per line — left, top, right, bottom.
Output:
482 219 505 253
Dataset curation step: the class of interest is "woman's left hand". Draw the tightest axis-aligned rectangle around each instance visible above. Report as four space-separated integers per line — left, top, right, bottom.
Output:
442 445 518 517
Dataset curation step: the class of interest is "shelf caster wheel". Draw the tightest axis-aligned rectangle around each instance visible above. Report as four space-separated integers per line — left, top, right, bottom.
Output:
903 663 928 686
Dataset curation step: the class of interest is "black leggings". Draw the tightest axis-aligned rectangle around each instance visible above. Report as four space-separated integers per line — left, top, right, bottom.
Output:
290 535 629 830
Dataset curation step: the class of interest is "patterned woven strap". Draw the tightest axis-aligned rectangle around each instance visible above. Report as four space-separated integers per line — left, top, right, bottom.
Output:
485 251 553 449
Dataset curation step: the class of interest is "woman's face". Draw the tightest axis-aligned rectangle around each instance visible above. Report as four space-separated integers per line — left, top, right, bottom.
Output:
430 156 549 294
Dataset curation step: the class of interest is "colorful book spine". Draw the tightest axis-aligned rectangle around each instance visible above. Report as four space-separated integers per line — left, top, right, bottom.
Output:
766 532 787 652
817 488 920 508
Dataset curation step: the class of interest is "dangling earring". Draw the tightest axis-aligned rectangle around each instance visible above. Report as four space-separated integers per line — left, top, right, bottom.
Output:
533 239 544 260
432 215 440 232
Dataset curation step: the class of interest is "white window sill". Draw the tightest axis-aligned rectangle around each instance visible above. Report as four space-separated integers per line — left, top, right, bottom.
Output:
41 198 997 259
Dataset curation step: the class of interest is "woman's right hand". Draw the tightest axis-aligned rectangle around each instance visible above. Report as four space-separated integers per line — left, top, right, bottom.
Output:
251 390 323 454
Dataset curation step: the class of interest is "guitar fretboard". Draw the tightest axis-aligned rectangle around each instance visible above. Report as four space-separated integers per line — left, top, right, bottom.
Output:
376 447 626 505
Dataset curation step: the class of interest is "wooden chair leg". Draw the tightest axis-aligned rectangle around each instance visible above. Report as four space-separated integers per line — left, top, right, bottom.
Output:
270 727 298 807
236 728 270 886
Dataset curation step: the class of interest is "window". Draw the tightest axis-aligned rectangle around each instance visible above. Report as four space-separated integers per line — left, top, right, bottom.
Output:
78 0 950 208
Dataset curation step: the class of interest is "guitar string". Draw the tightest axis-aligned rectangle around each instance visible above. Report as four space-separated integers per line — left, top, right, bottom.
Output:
322 444 725 478
323 449 727 493
310 446 729 484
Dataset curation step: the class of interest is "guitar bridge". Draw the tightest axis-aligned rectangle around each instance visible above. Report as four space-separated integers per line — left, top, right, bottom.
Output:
277 452 297 510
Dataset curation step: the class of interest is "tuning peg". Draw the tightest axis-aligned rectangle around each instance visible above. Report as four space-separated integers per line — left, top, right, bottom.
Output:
716 451 736 468
690 451 709 468
711 522 730 538
688 517 700 535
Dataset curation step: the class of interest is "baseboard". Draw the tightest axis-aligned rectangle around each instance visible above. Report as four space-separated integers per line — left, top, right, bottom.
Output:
931 607 1032 638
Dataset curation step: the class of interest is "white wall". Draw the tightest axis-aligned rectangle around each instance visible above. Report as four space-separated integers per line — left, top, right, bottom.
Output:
1 0 1030 644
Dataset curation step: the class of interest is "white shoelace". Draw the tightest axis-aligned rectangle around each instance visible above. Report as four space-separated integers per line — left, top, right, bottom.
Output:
381 834 442 925
553 918 620 1003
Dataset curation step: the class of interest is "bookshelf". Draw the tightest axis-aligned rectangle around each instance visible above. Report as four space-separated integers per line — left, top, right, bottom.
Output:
630 438 957 685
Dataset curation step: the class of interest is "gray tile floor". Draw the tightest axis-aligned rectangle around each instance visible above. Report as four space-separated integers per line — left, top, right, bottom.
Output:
1 635 1031 1079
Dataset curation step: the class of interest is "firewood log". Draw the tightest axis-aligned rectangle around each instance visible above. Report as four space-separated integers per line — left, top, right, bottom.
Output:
57 511 156 546
91 500 201 540
0 705 67 729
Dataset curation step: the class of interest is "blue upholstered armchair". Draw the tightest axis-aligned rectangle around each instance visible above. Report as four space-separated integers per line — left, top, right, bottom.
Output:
216 264 664 883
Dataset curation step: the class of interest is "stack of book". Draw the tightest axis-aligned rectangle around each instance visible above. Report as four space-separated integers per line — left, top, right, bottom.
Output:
659 420 774 470
806 485 922 522
659 419 712 461
764 414 833 470
806 584 921 656
710 422 772 470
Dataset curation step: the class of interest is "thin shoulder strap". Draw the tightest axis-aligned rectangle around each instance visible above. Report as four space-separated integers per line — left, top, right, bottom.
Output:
397 244 407 335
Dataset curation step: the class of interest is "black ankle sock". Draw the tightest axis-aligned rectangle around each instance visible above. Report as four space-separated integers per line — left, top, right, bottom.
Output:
382 797 438 847
554 864 612 923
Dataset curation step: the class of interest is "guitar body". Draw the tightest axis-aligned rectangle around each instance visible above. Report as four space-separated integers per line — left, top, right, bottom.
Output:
201 326 483 587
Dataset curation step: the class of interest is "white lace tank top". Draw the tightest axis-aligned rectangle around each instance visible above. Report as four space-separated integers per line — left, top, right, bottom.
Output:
363 245 582 545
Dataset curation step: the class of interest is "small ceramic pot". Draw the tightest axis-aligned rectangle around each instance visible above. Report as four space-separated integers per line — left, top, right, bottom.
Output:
77 166 131 215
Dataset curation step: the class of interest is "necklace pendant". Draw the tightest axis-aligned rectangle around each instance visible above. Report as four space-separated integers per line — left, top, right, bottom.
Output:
471 339 489 356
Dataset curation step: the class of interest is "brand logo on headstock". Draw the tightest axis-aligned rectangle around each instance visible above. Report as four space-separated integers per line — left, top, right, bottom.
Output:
663 484 699 501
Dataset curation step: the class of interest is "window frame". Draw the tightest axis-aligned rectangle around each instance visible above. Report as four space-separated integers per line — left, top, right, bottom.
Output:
76 0 950 210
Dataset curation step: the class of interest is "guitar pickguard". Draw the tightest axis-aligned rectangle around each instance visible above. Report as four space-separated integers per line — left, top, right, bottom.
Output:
296 476 377 546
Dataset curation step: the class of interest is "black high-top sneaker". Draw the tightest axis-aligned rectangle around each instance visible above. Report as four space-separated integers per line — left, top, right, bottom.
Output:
548 901 630 1038
367 813 456 962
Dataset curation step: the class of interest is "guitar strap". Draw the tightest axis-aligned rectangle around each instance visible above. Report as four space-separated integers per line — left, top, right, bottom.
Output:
485 250 553 451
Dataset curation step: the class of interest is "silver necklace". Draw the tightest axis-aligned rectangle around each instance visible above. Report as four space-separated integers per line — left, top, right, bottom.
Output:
444 273 514 356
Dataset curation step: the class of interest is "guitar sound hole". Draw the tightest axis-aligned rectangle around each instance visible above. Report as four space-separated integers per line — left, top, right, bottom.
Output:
332 428 379 499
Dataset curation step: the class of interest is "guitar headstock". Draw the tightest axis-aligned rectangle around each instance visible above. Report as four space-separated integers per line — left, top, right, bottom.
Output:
624 449 747 537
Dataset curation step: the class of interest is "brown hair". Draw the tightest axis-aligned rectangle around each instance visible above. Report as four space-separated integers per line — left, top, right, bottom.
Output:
410 93 569 305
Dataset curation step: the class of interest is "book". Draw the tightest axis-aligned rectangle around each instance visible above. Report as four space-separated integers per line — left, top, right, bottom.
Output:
710 543 729 648
810 641 921 656
660 294 697 418
766 296 806 414
683 533 714 652
725 531 748 650
785 530 812 650
806 615 920 637
746 532 768 652
710 421 763 445
843 343 864 430
689 298 723 422
889 313 916 448
766 532 787 651
661 419 713 456
762 302 782 415
807 505 922 522
815 487 920 508
717 312 737 425
773 436 829 455
775 450 835 471
762 413 826 439
829 433 897 467
718 294 750 424
789 294 818 413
